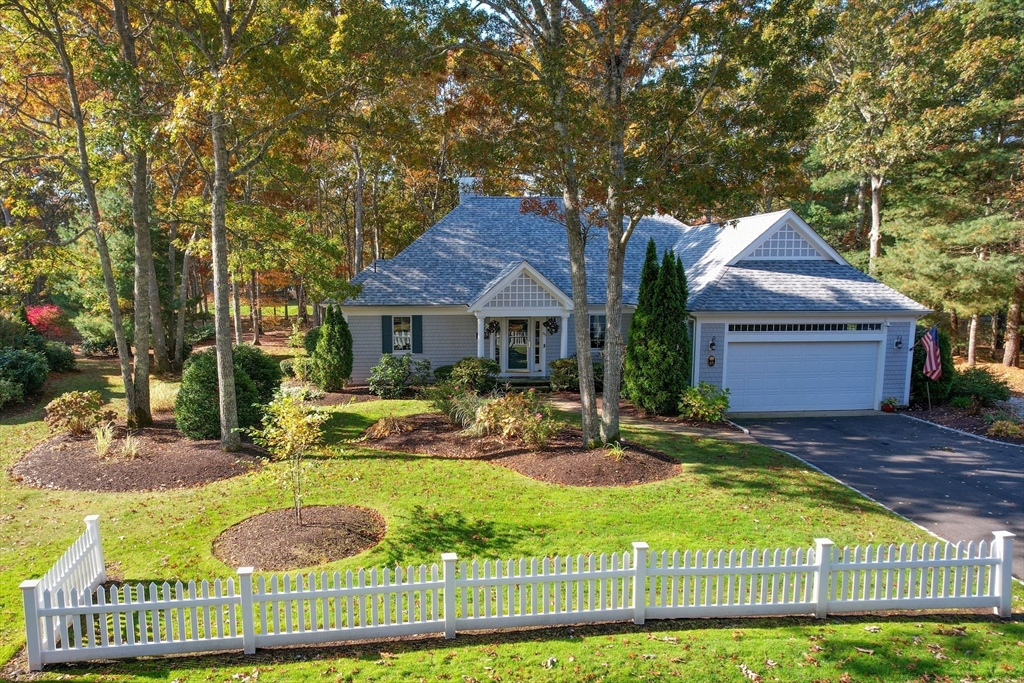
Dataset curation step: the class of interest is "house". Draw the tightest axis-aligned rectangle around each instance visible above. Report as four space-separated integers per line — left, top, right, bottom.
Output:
341 190 929 412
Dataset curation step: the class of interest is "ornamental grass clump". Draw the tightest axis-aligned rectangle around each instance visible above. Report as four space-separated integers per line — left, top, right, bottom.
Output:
248 392 329 525
472 389 560 450
93 421 115 457
45 390 116 435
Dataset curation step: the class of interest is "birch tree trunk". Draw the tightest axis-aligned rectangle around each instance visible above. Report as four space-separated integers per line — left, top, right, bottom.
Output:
967 312 979 367
210 109 240 451
868 173 883 276
1003 271 1024 367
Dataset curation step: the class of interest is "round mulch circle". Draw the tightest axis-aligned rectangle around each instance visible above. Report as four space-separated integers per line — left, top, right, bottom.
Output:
363 413 681 487
9 418 265 492
213 506 387 571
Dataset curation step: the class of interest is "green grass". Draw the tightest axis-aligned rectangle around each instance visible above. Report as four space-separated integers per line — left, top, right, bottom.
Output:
1 359 1021 681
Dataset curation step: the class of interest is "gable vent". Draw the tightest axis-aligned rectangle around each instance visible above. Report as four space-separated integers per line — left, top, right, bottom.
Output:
747 224 825 259
484 272 559 308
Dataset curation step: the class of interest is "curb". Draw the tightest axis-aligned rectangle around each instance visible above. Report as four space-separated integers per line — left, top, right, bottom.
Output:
898 413 1022 449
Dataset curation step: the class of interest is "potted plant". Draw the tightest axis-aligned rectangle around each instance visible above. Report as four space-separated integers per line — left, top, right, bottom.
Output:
881 396 899 413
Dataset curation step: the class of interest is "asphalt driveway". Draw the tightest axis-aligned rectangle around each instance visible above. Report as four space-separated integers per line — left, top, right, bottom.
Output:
736 414 1023 579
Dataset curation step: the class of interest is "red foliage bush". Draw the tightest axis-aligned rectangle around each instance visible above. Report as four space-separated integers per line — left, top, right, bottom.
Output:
26 304 74 340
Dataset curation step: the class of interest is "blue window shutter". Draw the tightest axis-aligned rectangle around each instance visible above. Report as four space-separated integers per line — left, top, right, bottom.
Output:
381 316 392 354
412 315 423 354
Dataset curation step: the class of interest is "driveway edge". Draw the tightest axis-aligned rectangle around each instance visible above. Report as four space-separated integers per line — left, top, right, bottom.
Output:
899 413 1022 449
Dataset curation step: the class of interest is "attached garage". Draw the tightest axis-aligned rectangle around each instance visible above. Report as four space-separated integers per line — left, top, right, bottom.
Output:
724 339 882 413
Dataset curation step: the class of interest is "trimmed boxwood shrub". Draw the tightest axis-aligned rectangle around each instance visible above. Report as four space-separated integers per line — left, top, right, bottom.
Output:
280 358 296 377
432 365 454 383
548 355 604 393
450 357 501 393
43 341 76 373
232 344 283 405
175 350 262 440
0 348 49 395
304 326 322 356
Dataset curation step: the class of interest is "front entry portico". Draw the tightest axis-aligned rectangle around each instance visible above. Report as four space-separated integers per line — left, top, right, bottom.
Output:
468 261 572 378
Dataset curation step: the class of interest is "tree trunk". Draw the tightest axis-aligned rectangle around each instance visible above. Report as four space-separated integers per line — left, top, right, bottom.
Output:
991 312 1000 360
130 151 153 426
856 178 868 247
250 270 261 345
967 313 979 367
232 278 243 344
47 5 137 420
372 174 381 261
352 142 365 274
868 173 883 276
148 257 170 375
210 109 241 451
1003 271 1024 367
173 236 195 372
298 278 307 323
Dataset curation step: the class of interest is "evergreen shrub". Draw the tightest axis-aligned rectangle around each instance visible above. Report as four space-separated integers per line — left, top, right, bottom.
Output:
0 348 48 394
174 349 261 440
450 357 500 393
548 355 603 392
910 326 956 405
43 341 76 373
311 307 353 391
368 354 430 398
303 326 322 355
950 367 1010 405
0 379 24 409
233 344 283 405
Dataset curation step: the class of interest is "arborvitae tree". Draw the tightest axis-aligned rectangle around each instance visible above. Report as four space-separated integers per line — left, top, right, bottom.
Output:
627 247 691 415
312 306 354 391
673 254 692 389
623 239 660 403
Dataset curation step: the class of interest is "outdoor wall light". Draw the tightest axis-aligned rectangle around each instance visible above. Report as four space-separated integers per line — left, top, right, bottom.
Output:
709 336 717 351
894 335 903 349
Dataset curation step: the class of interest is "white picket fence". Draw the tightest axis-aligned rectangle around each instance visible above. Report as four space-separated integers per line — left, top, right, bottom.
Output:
21 516 1015 671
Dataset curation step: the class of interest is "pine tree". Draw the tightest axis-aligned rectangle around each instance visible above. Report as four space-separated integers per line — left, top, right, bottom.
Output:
673 254 692 389
623 239 660 402
312 306 354 391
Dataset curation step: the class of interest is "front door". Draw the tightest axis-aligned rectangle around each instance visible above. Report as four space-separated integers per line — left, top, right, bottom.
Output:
506 318 530 372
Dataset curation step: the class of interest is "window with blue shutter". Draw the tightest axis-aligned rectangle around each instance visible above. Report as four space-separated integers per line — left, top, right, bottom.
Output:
381 315 392 354
412 315 423 353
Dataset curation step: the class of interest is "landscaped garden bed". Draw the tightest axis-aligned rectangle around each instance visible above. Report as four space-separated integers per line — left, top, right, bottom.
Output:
213 505 386 571
903 404 1024 445
10 418 265 492
362 413 680 486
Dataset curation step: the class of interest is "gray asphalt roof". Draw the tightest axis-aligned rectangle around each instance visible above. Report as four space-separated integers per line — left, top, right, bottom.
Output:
346 197 927 314
691 261 931 312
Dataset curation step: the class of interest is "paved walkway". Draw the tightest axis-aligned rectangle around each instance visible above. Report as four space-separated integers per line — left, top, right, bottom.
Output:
547 397 756 444
736 414 1023 579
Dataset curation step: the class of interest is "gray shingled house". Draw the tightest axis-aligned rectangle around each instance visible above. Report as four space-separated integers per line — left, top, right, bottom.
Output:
341 192 929 412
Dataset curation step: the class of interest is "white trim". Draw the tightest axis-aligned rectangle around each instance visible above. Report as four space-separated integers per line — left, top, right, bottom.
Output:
873 339 886 409
341 305 468 315
468 261 573 312
691 319 701 386
728 211 849 266
903 339 914 406
692 312 921 323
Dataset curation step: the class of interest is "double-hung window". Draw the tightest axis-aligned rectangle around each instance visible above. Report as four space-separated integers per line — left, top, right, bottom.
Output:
589 315 606 349
392 316 412 352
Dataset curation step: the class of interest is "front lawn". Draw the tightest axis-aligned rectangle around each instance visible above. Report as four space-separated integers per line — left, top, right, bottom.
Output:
1 359 1021 682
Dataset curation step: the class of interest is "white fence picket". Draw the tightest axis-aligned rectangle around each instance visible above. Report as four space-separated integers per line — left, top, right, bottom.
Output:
21 517 1015 672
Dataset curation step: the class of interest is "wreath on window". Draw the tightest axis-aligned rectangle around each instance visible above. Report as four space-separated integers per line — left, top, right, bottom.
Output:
543 317 560 335
484 319 501 339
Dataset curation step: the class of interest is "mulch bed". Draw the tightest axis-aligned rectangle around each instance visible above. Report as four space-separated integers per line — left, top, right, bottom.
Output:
550 392 741 432
314 385 381 406
363 413 680 487
213 505 387 571
9 418 265 492
903 406 1024 446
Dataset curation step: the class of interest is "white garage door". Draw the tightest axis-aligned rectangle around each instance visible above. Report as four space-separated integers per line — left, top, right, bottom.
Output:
725 341 879 412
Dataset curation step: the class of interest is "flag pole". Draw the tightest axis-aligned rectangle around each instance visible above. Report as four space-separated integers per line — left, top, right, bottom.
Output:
926 382 931 411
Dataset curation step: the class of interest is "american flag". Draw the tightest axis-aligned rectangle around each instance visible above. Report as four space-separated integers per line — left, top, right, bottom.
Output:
921 326 942 381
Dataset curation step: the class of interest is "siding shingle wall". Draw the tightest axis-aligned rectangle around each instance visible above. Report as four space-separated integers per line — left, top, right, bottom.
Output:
698 323 725 387
883 321 914 404
347 314 478 383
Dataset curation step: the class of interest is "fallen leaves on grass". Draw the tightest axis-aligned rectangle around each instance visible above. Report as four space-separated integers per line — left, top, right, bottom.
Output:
542 657 557 669
854 647 875 655
864 625 881 633
739 664 762 681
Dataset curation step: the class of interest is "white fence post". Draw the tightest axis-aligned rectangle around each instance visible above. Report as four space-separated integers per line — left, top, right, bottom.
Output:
20 579 43 671
442 553 458 639
84 515 106 584
813 538 834 619
632 542 649 625
991 531 1015 618
238 567 256 654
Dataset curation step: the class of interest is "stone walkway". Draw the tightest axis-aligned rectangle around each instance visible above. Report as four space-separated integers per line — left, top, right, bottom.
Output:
547 397 757 444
